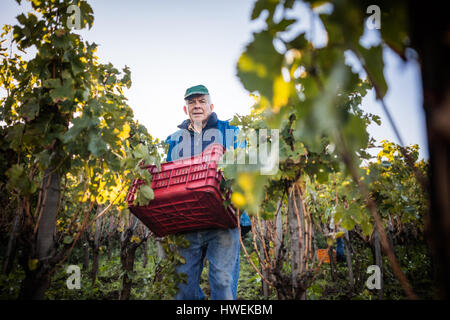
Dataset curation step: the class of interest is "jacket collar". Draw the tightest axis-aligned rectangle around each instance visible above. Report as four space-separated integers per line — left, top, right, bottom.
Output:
177 112 218 132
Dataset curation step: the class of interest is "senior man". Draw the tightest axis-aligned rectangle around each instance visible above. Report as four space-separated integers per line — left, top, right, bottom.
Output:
165 84 250 300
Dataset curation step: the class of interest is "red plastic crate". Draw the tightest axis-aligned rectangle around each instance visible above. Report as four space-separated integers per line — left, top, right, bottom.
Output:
126 144 237 237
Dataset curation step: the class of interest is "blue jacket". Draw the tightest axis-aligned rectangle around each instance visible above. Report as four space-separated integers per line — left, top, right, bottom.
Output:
165 112 240 162
165 112 251 228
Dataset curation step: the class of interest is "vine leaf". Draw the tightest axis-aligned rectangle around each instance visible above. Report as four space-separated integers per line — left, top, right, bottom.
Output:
356 44 387 99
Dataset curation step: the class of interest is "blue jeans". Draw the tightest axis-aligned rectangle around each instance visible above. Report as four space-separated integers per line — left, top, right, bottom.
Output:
174 228 240 300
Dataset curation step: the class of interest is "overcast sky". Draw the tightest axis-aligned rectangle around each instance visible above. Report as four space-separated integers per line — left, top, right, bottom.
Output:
0 0 428 159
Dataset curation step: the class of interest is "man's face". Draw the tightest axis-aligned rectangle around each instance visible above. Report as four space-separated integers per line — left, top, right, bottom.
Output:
184 94 214 124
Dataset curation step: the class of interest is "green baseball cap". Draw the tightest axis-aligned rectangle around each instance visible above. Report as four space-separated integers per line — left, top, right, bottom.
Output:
184 84 209 100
